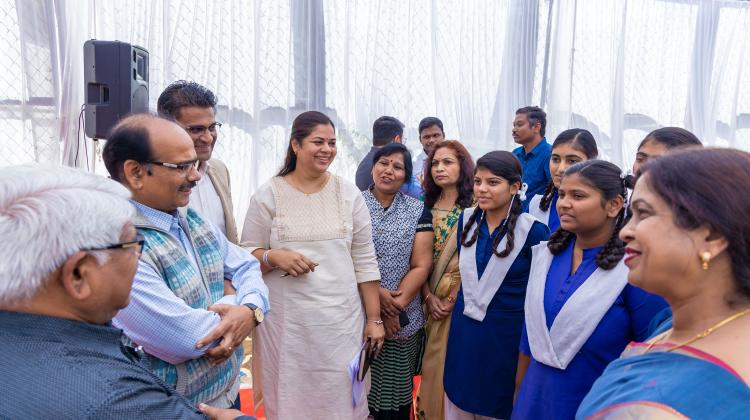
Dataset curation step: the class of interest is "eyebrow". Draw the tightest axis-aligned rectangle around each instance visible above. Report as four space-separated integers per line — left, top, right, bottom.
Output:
559 188 588 194
552 153 583 159
630 198 653 209
636 151 649 158
174 159 198 165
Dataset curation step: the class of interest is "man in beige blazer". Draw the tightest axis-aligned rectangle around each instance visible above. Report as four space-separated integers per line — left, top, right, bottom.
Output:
157 81 238 244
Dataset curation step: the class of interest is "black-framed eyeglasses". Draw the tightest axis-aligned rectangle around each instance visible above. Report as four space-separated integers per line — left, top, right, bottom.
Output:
183 122 222 136
83 234 145 255
147 160 200 174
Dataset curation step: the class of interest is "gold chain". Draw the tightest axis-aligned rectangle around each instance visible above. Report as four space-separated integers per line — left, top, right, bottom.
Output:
645 307 750 353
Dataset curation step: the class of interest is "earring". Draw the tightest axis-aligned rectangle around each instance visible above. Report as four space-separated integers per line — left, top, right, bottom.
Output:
700 251 711 270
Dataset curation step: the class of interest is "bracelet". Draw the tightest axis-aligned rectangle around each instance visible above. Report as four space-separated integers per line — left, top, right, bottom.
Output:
425 294 432 303
367 319 384 325
262 249 275 267
447 295 456 303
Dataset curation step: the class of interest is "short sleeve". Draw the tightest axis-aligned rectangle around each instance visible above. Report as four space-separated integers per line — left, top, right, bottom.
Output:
240 181 275 253
416 205 433 232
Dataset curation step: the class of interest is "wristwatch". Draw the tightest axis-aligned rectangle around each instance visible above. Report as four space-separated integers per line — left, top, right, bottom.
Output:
244 303 265 324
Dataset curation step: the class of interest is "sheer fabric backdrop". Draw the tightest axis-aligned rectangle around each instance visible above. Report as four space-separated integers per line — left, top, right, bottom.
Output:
1 0 750 232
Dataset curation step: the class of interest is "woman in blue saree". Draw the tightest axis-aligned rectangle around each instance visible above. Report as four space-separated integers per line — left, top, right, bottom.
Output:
577 148 750 419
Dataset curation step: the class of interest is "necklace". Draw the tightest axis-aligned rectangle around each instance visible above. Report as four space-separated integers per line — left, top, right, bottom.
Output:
645 307 750 353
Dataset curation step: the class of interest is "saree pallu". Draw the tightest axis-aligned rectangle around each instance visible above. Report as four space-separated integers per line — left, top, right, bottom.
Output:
416 207 461 420
576 342 750 419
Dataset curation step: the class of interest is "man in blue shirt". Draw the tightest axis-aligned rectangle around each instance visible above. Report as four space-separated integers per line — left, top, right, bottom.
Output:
512 106 552 211
102 114 270 409
0 164 250 419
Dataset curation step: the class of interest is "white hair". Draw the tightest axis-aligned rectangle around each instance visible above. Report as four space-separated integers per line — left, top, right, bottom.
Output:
0 163 135 304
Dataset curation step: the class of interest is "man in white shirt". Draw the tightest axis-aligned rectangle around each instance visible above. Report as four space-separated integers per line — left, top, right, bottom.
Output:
157 81 239 244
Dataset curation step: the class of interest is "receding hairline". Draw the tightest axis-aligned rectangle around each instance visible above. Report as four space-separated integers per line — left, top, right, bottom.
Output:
111 113 163 131
113 114 187 139
111 114 194 160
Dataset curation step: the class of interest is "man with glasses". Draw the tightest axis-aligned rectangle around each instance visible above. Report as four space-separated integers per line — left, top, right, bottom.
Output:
0 164 251 419
158 80 239 244
102 114 269 410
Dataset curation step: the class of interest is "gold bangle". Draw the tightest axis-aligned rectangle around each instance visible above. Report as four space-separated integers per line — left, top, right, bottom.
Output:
447 295 456 303
425 294 432 302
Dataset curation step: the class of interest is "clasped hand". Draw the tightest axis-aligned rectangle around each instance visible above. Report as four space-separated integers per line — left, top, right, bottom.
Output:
196 304 256 366
426 294 454 321
379 287 404 318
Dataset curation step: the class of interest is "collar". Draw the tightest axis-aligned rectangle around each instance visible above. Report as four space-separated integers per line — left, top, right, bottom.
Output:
198 160 211 175
470 208 508 238
131 200 182 232
0 310 125 357
523 137 549 157
365 188 403 212
567 237 605 259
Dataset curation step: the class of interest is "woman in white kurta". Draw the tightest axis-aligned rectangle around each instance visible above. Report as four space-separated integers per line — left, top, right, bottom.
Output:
241 111 384 420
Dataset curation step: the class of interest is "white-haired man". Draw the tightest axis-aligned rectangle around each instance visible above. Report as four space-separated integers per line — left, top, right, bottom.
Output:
0 164 248 419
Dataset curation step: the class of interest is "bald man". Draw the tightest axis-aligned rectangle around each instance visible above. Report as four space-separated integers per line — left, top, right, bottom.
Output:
102 114 269 409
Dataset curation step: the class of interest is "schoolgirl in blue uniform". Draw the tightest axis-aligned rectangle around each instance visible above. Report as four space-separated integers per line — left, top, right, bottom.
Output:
512 160 667 420
443 151 549 419
528 129 598 232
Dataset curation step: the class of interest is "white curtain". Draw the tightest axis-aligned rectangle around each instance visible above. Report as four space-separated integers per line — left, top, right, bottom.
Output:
542 0 750 166
2 0 750 230
0 0 62 167
87 0 297 228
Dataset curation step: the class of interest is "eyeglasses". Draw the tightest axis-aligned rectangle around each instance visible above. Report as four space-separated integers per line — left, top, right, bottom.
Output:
147 160 200 175
183 122 222 136
83 234 145 255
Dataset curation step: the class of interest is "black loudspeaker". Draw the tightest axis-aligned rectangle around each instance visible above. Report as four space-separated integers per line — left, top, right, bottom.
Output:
84 40 149 139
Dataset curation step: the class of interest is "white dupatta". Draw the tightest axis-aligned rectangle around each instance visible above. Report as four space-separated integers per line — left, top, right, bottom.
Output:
524 242 628 369
458 209 536 322
528 194 550 226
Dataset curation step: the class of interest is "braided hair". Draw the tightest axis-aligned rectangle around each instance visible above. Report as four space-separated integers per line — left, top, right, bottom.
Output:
547 160 627 270
539 129 598 212
461 151 524 258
